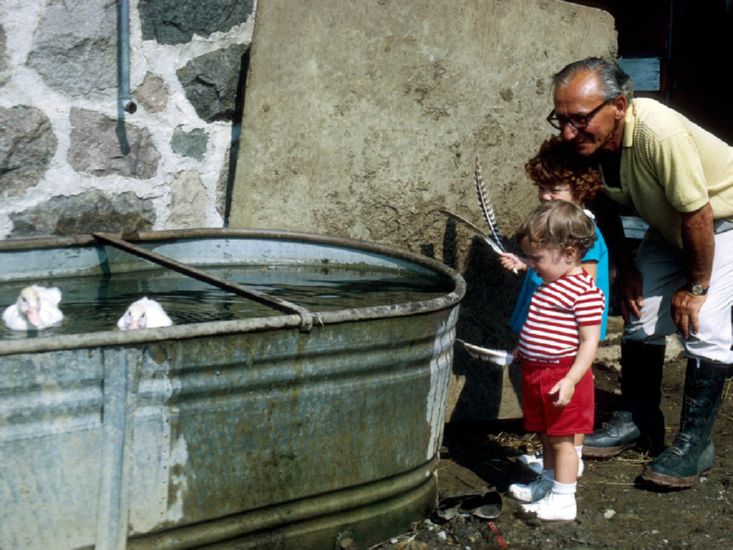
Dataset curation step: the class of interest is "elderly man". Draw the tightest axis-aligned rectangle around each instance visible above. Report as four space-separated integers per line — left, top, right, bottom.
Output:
547 57 733 489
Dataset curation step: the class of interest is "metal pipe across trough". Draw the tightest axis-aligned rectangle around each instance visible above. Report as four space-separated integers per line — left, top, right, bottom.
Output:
0 228 464 549
93 232 315 331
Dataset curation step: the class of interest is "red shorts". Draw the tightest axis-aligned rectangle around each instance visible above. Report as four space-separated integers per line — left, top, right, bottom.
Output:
520 356 594 436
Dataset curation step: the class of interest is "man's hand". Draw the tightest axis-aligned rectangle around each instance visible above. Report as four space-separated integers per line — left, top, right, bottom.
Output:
675 204 714 339
617 264 644 322
672 287 707 339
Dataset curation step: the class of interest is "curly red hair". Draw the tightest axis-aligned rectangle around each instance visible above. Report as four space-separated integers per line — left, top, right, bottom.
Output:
525 137 603 203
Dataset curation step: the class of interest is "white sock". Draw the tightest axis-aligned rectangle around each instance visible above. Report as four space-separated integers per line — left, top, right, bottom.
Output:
575 445 583 459
549 481 577 506
552 480 577 502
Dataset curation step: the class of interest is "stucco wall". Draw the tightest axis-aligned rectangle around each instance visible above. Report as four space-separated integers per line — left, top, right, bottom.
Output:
230 0 616 420
231 0 615 247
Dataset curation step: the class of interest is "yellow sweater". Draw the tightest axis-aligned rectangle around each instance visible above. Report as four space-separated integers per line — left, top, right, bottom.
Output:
603 98 733 247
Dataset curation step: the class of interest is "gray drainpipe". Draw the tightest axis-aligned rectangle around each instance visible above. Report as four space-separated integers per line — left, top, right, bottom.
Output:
117 0 136 114
116 0 136 154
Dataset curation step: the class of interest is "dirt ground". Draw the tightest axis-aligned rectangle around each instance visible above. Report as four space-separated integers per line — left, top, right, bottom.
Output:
373 317 733 549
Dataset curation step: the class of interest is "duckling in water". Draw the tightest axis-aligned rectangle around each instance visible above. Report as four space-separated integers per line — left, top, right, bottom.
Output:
2 285 64 331
117 297 173 330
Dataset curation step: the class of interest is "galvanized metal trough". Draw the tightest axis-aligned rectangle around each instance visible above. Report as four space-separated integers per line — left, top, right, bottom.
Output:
0 229 464 549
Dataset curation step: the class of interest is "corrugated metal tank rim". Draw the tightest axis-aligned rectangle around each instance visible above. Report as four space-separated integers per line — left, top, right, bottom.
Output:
0 228 465 356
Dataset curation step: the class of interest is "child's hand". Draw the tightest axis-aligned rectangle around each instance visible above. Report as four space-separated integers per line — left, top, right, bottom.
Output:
499 252 527 273
549 377 576 407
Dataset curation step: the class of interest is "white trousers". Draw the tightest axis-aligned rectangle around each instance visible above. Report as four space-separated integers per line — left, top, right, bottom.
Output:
623 228 733 365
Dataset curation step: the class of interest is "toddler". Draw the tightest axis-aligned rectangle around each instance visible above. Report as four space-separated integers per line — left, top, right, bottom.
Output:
510 200 605 521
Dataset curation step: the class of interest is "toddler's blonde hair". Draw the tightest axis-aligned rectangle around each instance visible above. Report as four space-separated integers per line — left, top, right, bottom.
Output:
516 200 596 255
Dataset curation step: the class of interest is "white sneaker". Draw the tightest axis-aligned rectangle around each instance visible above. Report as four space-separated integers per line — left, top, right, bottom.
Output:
508 476 553 503
517 453 585 478
521 491 577 521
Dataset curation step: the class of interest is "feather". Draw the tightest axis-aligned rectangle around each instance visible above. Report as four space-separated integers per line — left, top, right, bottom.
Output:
456 338 513 366
438 209 504 255
474 157 505 250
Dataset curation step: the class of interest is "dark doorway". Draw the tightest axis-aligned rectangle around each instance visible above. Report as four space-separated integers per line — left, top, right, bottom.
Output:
571 0 733 144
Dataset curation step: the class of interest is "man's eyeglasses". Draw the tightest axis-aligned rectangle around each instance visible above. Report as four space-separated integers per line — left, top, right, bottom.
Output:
546 98 614 131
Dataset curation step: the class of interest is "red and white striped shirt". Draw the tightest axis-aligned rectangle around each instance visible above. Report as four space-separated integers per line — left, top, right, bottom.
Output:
518 271 605 361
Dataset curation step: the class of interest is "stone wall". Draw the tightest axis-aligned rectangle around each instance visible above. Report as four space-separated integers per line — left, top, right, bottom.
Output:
0 0 255 238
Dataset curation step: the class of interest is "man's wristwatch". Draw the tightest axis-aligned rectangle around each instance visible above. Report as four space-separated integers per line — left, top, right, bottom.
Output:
686 283 709 296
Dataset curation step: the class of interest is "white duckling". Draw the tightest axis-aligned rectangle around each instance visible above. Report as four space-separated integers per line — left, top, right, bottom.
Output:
117 297 173 330
2 285 64 331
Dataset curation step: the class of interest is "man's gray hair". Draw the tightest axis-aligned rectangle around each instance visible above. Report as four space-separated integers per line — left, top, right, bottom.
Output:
552 57 634 101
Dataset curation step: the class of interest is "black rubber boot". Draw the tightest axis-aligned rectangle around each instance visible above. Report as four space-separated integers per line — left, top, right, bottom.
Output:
641 358 728 489
583 340 666 458
630 344 666 456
